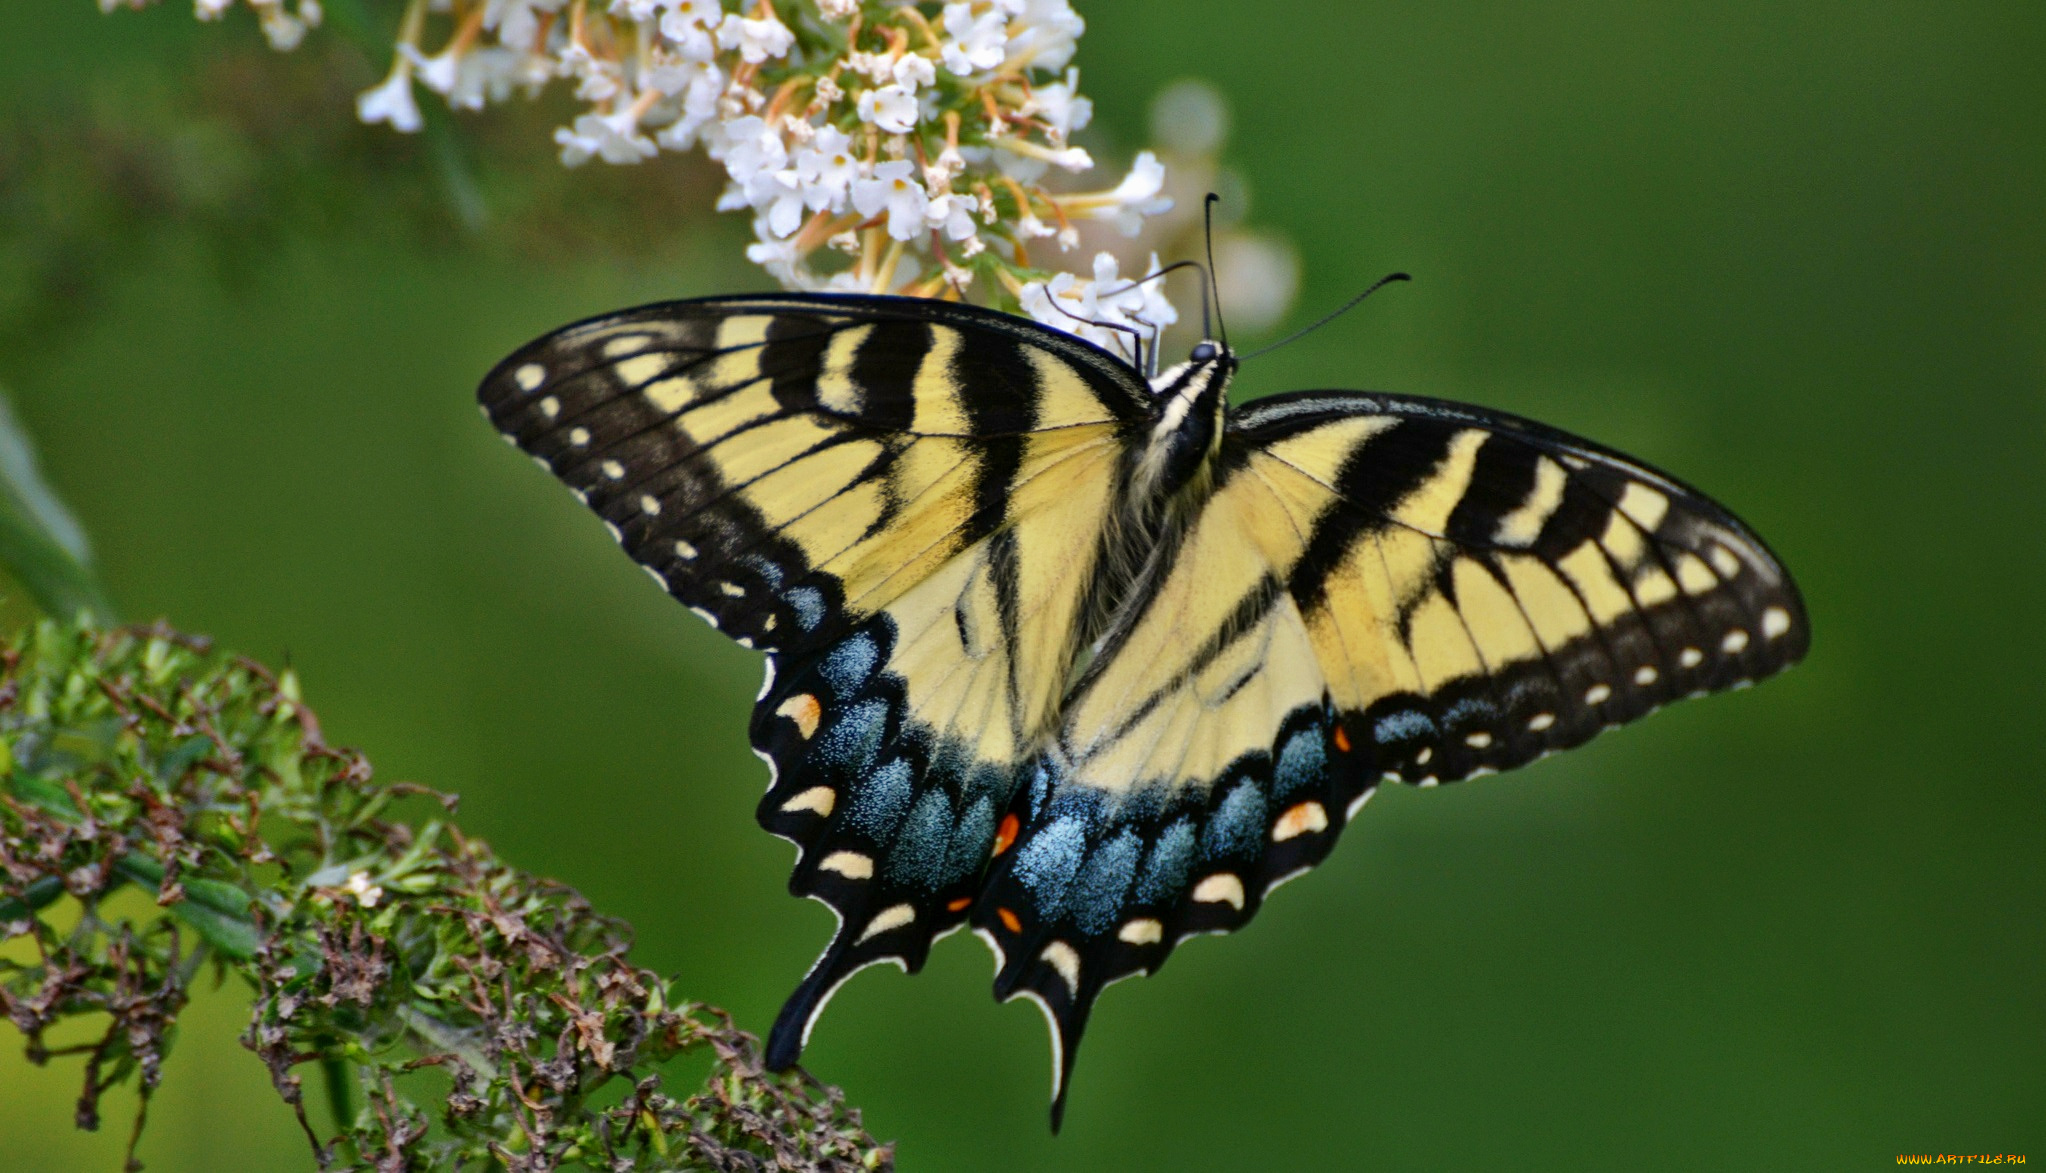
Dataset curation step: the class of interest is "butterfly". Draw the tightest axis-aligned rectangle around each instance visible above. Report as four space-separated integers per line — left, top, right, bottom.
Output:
478 291 1807 1129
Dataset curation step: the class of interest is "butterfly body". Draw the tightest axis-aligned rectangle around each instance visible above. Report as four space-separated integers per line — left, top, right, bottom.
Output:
479 292 1806 1128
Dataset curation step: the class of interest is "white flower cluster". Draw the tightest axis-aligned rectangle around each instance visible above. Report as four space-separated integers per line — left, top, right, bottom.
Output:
96 0 323 50
108 0 1203 365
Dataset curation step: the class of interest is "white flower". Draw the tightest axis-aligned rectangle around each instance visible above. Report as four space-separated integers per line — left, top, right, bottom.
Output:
794 124 860 212
819 0 859 17
852 160 930 241
482 0 568 49
927 192 980 242
1064 150 1172 235
821 268 870 293
559 39 626 102
940 2 1010 76
891 53 937 93
194 0 233 18
356 63 423 134
342 871 384 909
1026 68 1092 143
754 167 809 237
659 0 723 60
746 232 805 285
1099 251 1179 333
652 63 725 151
927 144 966 189
716 12 795 64
1005 0 1085 73
555 106 659 166
857 84 920 135
425 47 532 110
1021 270 1100 344
254 0 318 51
397 42 460 95
715 115 789 186
844 50 895 84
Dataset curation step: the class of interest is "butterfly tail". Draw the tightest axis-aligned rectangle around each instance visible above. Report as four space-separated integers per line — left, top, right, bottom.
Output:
766 927 859 1071
978 923 1097 1133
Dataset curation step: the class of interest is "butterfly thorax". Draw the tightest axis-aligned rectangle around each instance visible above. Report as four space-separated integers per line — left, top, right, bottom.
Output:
1130 345 1235 508
1063 345 1238 693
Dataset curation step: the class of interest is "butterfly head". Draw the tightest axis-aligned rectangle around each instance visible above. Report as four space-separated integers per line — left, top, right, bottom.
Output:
1148 337 1235 394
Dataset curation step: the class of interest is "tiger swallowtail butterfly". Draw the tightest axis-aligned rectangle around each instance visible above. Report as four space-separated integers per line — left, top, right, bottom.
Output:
479 292 1807 1129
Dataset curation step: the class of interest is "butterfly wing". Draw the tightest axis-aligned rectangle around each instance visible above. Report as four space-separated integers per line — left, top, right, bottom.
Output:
970 388 1808 1121
477 294 1152 1068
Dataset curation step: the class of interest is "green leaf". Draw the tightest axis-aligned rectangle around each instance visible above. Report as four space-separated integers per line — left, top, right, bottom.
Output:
0 873 64 922
112 854 262 960
0 389 114 623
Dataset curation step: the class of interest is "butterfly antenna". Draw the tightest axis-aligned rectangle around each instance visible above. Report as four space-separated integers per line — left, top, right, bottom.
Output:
1098 259 1211 375
1238 271 1411 361
1203 193 1228 349
1044 293 1149 370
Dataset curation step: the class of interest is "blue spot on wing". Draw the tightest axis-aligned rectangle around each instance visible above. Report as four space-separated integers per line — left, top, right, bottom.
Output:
785 587 826 632
1273 727 1325 800
886 788 953 888
946 795 997 885
1375 709 1435 744
819 633 878 695
1071 829 1142 935
1013 815 1087 912
816 699 889 774
1441 696 1494 727
1202 782 1267 859
846 755 913 838
1137 819 1196 905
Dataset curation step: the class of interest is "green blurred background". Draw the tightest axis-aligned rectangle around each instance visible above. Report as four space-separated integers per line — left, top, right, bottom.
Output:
2 1 2041 1168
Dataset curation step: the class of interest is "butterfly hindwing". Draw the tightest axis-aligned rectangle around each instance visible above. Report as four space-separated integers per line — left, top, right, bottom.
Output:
970 389 1806 1119
750 423 1130 1067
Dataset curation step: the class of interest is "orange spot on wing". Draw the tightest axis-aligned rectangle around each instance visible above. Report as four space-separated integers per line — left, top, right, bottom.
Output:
946 896 973 913
776 693 823 740
1333 725 1352 753
997 907 1022 934
992 813 1020 856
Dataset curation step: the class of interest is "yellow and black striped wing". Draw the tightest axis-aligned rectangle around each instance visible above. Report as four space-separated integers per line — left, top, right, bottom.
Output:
477 294 1153 1070
969 389 1807 1111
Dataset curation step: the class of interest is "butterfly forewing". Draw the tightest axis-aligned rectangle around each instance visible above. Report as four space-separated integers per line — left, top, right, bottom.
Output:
1235 389 1808 775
